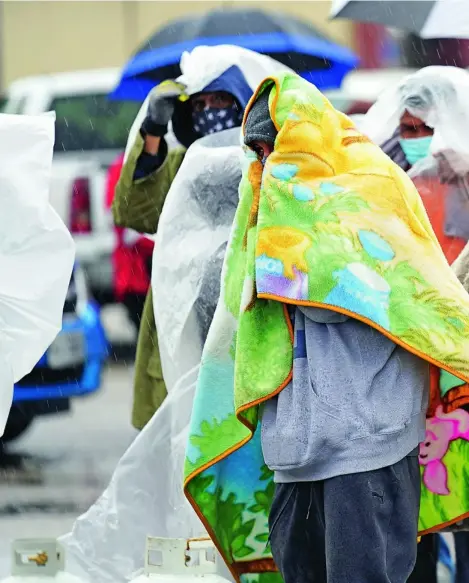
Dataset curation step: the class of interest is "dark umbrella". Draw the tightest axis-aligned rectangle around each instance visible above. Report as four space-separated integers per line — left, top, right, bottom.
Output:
331 0 469 39
111 8 358 100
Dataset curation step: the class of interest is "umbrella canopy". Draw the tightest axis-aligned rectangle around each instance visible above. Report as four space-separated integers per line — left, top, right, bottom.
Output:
331 0 469 40
111 8 358 100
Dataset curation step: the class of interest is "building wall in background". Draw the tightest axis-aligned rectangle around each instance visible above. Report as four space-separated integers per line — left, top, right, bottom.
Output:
1 0 354 88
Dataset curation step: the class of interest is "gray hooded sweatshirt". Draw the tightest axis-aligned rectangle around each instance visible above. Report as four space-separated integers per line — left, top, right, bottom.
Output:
261 306 428 482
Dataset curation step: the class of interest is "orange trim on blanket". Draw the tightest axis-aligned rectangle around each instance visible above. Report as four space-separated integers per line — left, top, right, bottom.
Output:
244 163 263 251
183 305 294 485
237 304 294 417
234 558 278 575
185 460 279 583
419 510 469 536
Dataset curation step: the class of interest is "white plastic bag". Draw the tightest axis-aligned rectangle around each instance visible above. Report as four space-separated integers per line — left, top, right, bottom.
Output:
359 66 469 243
0 112 75 436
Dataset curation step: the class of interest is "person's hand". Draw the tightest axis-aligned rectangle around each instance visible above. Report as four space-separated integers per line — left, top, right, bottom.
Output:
141 80 187 137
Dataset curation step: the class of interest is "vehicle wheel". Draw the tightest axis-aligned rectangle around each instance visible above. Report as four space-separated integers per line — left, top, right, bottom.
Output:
123 293 146 333
1 405 34 444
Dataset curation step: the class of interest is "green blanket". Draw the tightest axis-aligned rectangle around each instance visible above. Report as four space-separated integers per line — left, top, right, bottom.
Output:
184 72 469 582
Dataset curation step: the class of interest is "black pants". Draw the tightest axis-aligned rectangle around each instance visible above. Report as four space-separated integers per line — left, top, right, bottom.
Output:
455 532 469 583
269 454 421 583
407 526 469 582
407 534 438 583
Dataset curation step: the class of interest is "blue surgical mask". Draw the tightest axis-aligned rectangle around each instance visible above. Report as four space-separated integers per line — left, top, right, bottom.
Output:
192 105 243 137
399 136 433 166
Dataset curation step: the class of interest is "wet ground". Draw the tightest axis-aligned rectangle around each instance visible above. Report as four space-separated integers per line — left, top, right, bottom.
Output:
0 360 137 576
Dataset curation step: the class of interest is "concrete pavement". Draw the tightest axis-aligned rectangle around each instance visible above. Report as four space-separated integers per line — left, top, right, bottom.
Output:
0 363 137 577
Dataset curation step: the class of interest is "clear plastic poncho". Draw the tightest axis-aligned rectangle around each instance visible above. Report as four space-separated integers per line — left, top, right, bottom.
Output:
0 112 75 436
60 128 242 583
360 66 469 176
152 127 241 393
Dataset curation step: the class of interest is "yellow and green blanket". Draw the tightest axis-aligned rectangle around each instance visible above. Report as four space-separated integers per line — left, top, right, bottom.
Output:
183 71 469 582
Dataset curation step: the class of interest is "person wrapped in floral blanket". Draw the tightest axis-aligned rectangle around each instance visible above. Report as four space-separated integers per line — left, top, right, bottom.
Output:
244 75 427 583
183 71 469 583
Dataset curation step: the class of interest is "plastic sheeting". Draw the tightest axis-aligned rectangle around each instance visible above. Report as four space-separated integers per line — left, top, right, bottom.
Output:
152 128 241 393
360 66 469 176
177 44 293 98
356 65 469 254
0 112 75 436
59 129 242 583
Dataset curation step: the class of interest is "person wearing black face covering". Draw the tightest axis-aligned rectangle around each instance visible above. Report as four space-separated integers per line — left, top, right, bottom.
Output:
111 64 254 432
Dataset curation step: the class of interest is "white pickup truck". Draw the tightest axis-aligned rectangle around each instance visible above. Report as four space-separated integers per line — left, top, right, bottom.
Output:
2 68 142 303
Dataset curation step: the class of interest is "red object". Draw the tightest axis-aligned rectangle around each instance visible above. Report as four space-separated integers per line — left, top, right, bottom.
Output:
354 23 386 69
345 101 373 115
106 153 154 301
413 177 466 265
70 177 92 233
105 157 123 209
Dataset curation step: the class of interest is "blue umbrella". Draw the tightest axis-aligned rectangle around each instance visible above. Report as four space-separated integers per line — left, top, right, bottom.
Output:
111 8 358 100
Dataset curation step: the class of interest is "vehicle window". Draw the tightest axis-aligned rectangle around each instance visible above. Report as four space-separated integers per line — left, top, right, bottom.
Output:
51 94 141 153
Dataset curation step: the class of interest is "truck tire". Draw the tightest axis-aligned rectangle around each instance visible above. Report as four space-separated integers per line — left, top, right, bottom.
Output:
1 405 34 444
123 293 146 333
